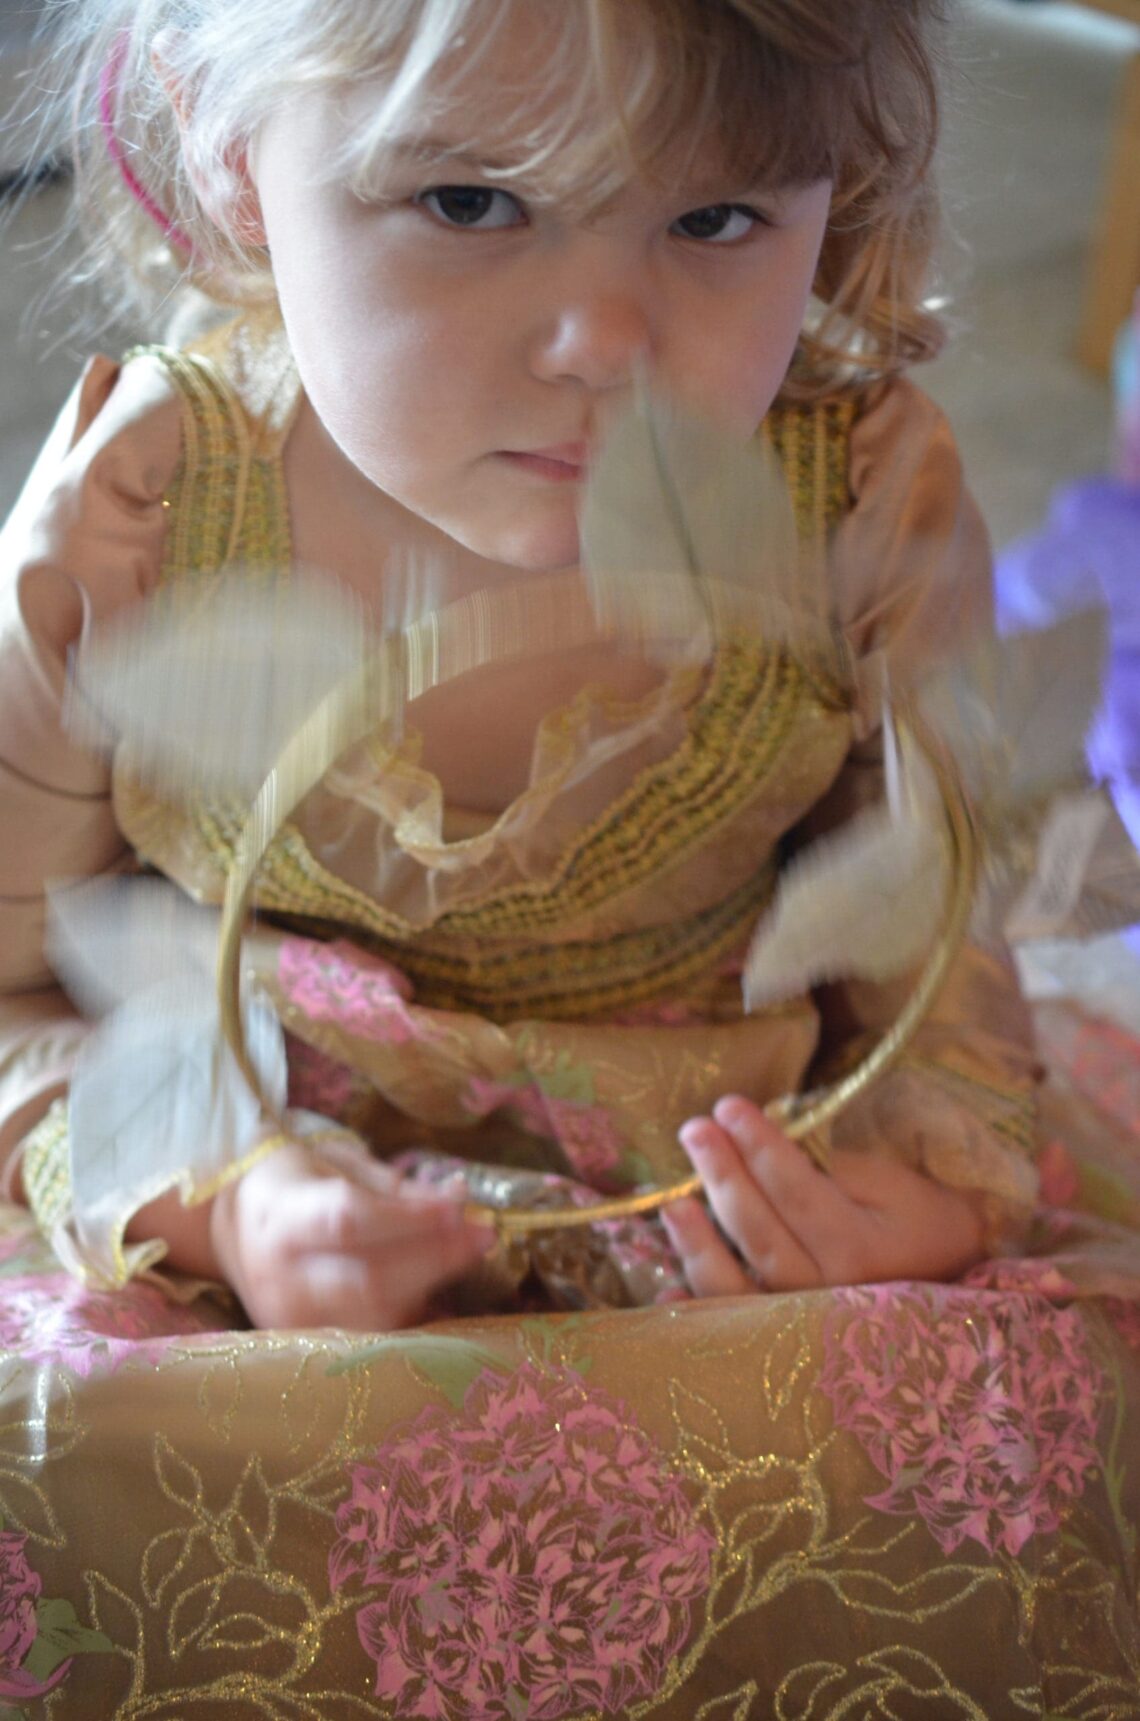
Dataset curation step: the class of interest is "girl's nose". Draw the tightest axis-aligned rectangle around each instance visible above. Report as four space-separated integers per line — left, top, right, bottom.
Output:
528 295 652 391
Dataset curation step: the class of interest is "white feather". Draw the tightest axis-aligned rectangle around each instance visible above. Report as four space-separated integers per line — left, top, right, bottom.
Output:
46 877 217 1018
918 612 1140 945
920 611 1107 811
1017 931 1140 1035
580 389 837 669
743 720 950 1007
1002 787 1140 942
65 568 375 801
743 808 950 1007
67 976 287 1284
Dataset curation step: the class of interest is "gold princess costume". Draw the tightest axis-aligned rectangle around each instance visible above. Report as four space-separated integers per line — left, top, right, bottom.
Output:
0 316 1135 1716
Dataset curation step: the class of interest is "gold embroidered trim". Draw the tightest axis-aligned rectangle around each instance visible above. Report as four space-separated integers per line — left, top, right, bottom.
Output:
763 396 855 542
128 341 293 584
154 797 775 1020
128 346 252 574
369 860 778 1019
21 1097 72 1239
177 639 840 948
435 645 840 937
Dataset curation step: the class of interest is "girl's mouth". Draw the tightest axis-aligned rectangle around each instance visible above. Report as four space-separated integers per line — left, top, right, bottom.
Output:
497 443 589 482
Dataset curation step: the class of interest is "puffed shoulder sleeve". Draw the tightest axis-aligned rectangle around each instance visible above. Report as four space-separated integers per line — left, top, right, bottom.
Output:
0 353 183 1157
830 374 992 736
801 377 1041 1248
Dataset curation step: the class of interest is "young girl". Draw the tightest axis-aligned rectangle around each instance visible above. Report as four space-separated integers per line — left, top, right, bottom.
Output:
2 5 1139 1715
0 0 1113 1339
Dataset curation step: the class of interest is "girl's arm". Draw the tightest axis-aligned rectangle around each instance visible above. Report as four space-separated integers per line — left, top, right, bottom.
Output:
670 379 1040 1293
0 357 493 1327
130 1135 495 1330
0 357 181 1192
798 379 1040 1251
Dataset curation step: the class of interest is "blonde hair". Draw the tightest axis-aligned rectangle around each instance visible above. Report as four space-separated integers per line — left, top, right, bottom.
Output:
30 0 949 395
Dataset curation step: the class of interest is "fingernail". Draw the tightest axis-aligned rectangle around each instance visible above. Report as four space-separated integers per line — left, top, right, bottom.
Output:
713 1095 751 1130
678 1123 708 1156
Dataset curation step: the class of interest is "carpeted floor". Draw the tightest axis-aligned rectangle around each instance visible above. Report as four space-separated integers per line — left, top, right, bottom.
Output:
0 0 1135 547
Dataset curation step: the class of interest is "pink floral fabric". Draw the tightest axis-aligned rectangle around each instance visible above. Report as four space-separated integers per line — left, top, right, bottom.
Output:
962 1256 1080 1300
285 1033 362 1121
1104 1297 1140 1352
278 937 430 1048
1059 1015 1140 1137
329 1362 714 1719
0 1273 217 1378
820 1285 1103 1556
0 1532 71 1701
464 1075 626 1184
0 1531 43 1687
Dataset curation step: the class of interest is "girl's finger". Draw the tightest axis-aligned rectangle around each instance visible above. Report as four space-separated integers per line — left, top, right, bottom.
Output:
278 1177 489 1259
300 1225 495 1329
288 1250 393 1329
711 1098 863 1272
311 1136 402 1194
680 1118 821 1290
660 1199 752 1299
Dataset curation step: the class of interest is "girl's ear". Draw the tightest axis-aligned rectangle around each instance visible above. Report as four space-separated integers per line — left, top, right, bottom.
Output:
216 150 269 251
151 29 268 250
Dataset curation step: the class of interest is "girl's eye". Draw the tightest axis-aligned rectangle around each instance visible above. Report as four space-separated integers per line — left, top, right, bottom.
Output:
416 185 525 230
671 204 765 244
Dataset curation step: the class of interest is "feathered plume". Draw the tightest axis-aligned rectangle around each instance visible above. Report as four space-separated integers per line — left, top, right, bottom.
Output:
744 609 1140 1012
65 564 400 802
743 698 952 1006
580 386 845 681
46 878 287 1287
919 611 1140 943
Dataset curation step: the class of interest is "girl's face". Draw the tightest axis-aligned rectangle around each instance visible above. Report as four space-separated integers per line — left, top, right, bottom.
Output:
247 13 832 573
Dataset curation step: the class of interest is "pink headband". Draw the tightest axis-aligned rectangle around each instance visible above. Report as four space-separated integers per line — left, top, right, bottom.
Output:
98 30 199 258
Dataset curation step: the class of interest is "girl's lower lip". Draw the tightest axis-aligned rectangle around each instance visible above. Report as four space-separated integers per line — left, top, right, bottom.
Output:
498 450 586 483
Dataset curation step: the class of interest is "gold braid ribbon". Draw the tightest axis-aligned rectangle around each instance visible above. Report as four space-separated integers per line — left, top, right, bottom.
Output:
20 1099 72 1243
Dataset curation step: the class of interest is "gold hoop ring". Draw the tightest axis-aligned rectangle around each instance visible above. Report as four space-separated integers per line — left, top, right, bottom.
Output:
217 634 977 1239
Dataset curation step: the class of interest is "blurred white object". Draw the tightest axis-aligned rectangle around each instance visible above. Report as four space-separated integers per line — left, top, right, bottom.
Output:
1018 931 1140 1036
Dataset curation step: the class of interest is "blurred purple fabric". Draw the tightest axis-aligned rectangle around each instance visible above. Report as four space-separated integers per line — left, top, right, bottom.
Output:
995 478 1140 846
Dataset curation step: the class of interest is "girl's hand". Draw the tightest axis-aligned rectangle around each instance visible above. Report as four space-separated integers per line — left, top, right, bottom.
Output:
662 1094 986 1296
209 1134 495 1331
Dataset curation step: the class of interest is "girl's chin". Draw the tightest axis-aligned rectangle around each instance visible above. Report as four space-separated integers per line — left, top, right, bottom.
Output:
450 509 582 577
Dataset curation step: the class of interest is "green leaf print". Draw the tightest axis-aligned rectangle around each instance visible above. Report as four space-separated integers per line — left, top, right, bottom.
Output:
23 1597 113 1681
409 1339 512 1409
534 1052 596 1107
328 1334 509 1407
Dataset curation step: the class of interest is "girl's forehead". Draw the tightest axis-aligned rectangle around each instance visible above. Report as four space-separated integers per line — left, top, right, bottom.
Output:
347 7 663 157
331 2 837 204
